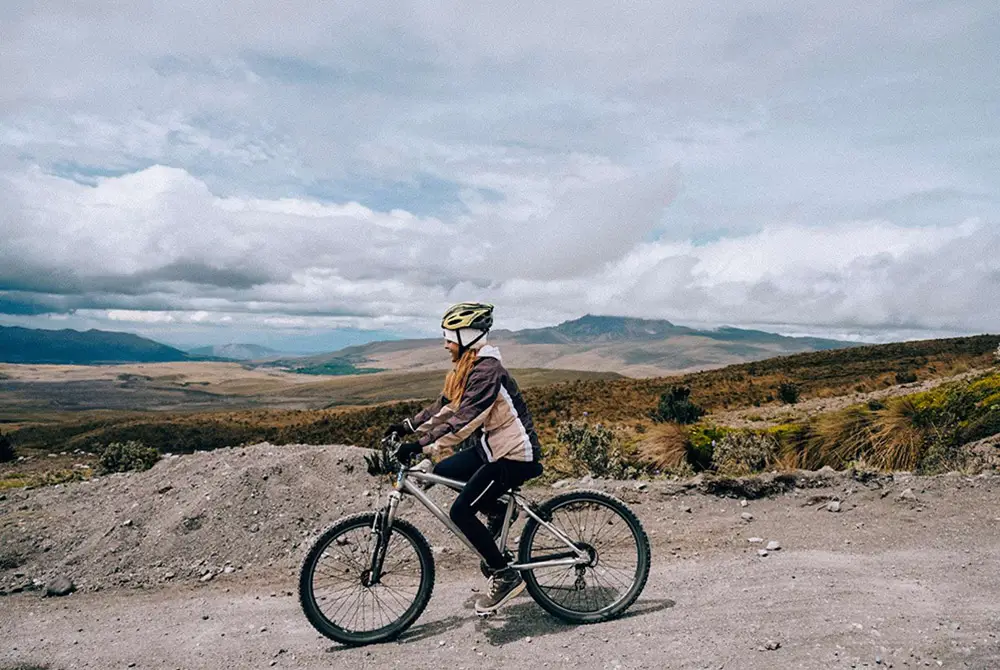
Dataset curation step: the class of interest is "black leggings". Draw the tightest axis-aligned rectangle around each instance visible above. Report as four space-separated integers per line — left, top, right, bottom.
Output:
434 448 543 571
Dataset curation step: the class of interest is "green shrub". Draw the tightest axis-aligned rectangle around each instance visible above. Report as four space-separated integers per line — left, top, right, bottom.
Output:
652 386 705 424
686 425 728 471
777 382 800 404
99 440 160 473
0 433 14 463
711 430 781 475
556 421 640 479
895 370 918 384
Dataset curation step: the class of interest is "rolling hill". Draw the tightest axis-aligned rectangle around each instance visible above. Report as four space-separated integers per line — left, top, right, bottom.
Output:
270 315 855 377
0 325 196 365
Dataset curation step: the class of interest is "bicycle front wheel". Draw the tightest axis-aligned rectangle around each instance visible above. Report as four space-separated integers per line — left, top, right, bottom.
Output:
298 512 435 645
518 490 650 624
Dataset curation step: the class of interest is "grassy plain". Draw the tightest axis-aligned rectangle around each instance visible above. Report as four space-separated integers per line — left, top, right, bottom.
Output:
1 334 997 485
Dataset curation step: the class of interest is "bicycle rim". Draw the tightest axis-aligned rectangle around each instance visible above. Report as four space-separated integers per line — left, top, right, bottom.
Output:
521 492 649 621
302 515 431 643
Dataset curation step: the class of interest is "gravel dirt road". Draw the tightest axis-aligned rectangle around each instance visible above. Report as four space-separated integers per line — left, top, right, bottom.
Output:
3 445 1000 669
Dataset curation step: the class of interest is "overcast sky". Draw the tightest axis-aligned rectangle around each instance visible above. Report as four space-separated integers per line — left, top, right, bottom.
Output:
2 1 998 351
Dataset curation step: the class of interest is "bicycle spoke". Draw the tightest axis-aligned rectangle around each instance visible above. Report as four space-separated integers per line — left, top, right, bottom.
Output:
526 497 642 614
309 522 424 635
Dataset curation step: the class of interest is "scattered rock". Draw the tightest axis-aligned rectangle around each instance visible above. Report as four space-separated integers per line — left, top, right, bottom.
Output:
897 488 917 502
741 512 754 522
45 575 75 597
680 505 692 514
757 549 769 557
740 499 749 507
634 482 648 491
766 540 781 551
122 519 133 527
760 640 781 651
223 566 235 574
199 571 215 583
748 537 764 544
827 501 842 513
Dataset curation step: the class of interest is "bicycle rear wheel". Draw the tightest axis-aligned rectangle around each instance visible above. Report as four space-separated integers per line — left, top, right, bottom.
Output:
299 512 435 645
518 490 650 624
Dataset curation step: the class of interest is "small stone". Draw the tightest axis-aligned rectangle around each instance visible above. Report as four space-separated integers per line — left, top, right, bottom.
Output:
740 500 749 507
438 640 446 646
827 501 842 513
741 512 754 522
763 639 781 651
681 505 692 513
164 572 176 580
748 537 764 544
122 519 133 527
224 566 235 574
757 549 769 557
45 575 76 597
200 572 215 583
766 541 781 551
897 488 917 502
634 482 648 491
526 637 533 643
202 614 210 620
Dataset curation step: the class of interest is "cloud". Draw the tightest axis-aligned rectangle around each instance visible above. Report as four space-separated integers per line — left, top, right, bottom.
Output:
1 1 998 343
4 164 997 341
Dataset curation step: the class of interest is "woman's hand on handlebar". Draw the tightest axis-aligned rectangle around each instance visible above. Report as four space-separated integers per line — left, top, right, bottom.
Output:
395 441 423 465
383 422 412 438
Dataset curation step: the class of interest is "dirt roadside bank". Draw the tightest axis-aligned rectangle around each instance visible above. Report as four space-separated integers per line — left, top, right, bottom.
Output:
2 443 1000 669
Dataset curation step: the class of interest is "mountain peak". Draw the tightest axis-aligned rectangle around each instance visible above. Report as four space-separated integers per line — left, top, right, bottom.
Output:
510 314 688 344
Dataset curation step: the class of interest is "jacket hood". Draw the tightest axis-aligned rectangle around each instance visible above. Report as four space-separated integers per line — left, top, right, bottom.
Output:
477 344 502 362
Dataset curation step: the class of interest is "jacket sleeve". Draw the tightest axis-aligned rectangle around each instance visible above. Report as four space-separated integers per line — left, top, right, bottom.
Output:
418 362 502 452
407 395 451 436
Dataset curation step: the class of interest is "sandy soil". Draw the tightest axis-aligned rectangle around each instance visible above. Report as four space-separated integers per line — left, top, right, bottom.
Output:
2 444 1000 669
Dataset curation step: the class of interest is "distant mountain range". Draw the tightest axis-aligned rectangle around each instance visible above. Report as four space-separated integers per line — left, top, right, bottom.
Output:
268 315 857 377
0 325 195 364
187 343 284 360
0 316 858 374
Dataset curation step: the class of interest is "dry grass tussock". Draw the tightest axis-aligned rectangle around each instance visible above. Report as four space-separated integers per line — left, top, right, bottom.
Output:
635 424 688 471
867 397 926 471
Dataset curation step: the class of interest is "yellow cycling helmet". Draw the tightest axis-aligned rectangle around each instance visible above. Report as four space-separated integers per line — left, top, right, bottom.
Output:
441 302 494 332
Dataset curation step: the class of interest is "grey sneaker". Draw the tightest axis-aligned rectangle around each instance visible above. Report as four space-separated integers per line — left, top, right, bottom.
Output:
475 568 525 614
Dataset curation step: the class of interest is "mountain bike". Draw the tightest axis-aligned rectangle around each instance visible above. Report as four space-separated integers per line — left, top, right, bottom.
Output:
298 436 651 646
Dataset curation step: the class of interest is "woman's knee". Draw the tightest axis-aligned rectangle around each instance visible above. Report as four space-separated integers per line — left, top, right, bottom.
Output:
449 499 472 525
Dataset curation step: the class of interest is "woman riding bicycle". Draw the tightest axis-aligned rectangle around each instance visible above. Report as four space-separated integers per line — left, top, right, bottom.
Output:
385 302 543 615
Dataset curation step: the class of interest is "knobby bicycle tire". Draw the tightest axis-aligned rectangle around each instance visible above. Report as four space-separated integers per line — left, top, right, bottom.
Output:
518 489 651 624
299 512 435 645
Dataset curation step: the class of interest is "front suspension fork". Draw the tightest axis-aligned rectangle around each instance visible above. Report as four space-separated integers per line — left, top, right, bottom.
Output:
367 490 401 584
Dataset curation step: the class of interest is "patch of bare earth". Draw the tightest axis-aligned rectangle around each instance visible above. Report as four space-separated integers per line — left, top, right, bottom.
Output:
2 444 999 669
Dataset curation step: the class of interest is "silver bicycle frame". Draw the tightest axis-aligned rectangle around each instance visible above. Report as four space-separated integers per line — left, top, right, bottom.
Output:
393 467 590 571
